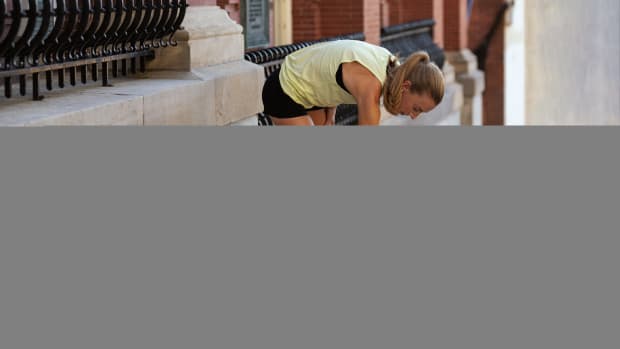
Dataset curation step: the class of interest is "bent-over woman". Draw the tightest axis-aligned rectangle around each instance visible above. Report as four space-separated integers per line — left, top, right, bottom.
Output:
261 40 445 126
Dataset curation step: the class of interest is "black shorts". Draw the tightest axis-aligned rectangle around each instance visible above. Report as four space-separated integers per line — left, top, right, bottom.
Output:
262 69 324 118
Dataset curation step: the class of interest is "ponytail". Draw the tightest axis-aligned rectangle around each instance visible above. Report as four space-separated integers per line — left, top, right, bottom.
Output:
382 51 445 115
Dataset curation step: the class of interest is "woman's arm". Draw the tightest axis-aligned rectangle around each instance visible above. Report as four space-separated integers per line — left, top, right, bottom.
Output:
341 62 383 125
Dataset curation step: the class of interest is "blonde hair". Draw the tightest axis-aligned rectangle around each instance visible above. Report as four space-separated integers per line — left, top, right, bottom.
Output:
382 51 445 115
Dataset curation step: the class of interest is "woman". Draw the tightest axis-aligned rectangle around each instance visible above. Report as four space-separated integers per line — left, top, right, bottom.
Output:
261 40 445 126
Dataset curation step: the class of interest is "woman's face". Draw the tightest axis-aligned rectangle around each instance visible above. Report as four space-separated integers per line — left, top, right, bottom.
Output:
399 81 437 119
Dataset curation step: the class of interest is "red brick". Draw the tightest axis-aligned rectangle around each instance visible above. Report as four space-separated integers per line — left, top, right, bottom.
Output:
468 0 505 125
292 0 381 44
387 0 444 47
444 0 467 50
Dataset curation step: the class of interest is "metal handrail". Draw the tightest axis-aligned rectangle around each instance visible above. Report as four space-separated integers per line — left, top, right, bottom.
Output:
1 0 188 100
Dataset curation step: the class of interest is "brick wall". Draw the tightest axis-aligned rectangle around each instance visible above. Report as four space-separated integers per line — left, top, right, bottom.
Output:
468 0 505 125
320 1 364 38
293 0 362 42
388 0 441 25
387 0 414 25
444 0 467 50
208 0 447 53
292 0 381 44
388 0 443 47
292 0 322 41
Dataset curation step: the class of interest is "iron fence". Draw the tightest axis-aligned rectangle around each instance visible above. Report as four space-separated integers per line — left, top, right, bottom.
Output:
1 0 187 100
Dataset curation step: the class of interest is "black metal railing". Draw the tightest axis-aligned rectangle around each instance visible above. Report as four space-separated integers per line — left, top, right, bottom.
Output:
1 0 187 100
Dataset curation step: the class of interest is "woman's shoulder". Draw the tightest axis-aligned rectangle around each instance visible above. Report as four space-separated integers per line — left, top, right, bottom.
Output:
342 62 383 96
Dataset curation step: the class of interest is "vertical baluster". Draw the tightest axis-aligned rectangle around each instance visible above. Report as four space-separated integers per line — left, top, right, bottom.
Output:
174 0 188 44
80 65 87 83
130 57 136 74
4 78 11 98
102 61 110 86
91 0 111 58
92 63 98 81
122 59 127 75
25 0 54 101
7 0 38 82
0 1 22 98
112 60 118 77
46 71 53 90
19 75 26 96
58 69 64 88
32 73 43 100
154 0 172 48
55 0 79 64
140 56 146 73
71 67 78 85
0 1 5 44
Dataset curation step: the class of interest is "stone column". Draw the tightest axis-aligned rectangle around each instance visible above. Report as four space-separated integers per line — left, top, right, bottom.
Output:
147 6 265 125
363 0 382 45
444 0 484 125
274 0 293 45
525 0 619 125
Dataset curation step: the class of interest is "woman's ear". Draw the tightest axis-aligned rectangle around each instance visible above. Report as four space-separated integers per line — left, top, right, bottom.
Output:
401 80 412 91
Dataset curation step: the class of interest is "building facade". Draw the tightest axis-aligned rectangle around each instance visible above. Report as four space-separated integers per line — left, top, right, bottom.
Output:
2 0 617 125
216 0 485 125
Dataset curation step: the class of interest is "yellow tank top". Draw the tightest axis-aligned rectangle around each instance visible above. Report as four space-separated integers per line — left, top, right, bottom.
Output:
279 40 394 109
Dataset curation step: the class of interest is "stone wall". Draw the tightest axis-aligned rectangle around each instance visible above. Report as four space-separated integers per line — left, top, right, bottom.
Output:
504 0 525 125
525 0 620 125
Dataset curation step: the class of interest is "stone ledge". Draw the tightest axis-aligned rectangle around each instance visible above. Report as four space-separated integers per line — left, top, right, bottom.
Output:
0 87 144 126
192 60 265 125
0 60 264 126
230 116 259 126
